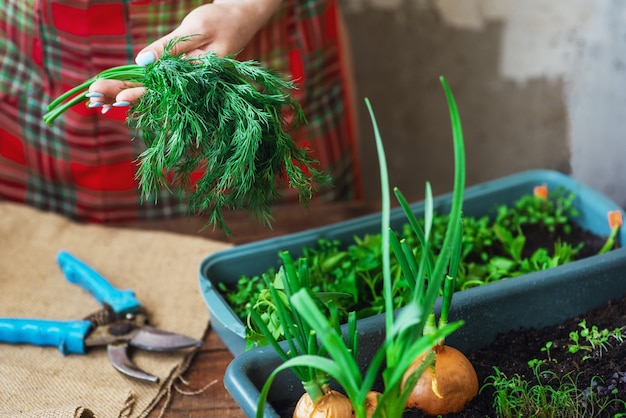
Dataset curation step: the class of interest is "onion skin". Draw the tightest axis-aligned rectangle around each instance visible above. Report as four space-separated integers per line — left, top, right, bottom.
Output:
364 391 381 417
403 345 478 416
293 389 354 418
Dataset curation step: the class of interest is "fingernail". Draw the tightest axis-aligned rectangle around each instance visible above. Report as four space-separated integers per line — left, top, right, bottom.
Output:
135 51 156 66
85 92 104 98
112 101 131 107
101 106 112 115
88 102 104 108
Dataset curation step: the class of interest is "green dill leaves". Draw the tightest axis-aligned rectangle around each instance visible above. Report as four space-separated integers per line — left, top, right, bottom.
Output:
44 38 332 234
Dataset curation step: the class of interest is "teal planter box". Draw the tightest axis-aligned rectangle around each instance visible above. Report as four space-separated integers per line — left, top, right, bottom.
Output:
199 170 626 359
223 246 626 417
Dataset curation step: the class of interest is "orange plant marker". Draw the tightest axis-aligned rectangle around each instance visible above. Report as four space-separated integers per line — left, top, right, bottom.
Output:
533 184 548 199
608 210 623 229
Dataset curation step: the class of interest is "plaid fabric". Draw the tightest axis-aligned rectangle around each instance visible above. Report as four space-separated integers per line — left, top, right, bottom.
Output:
0 0 360 223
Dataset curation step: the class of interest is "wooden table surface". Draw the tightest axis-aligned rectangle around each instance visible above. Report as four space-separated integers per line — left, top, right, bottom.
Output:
115 200 381 418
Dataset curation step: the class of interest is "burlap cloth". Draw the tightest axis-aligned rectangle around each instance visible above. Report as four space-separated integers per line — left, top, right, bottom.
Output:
0 202 232 418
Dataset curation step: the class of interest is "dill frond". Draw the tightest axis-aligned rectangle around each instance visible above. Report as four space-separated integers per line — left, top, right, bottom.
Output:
44 37 333 234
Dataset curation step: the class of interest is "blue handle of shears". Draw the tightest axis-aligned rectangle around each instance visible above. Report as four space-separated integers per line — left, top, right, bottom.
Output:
57 250 141 315
0 318 91 354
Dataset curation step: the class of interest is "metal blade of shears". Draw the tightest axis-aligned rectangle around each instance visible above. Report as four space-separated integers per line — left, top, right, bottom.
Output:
129 325 203 351
107 342 160 383
107 327 202 383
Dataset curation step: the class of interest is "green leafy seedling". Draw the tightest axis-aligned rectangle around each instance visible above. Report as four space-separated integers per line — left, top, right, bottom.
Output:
247 251 354 406
568 319 626 360
483 363 626 418
541 341 556 363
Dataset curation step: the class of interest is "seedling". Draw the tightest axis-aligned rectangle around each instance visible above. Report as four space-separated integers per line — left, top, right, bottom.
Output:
568 320 626 360
495 185 579 234
483 363 626 418
586 371 626 398
599 210 623 254
541 341 556 363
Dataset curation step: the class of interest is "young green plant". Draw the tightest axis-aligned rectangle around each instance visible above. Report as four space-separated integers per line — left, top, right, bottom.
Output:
390 84 478 417
226 185 604 337
568 319 626 360
44 37 331 234
483 362 626 418
247 251 355 413
599 210 623 254
254 76 469 418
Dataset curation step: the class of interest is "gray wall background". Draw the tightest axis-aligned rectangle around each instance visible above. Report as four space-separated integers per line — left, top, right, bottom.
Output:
341 0 626 207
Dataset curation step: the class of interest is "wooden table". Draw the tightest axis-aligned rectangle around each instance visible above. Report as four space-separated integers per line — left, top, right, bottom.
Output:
116 200 381 417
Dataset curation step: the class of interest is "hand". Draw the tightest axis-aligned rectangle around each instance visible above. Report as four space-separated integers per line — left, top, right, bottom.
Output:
87 0 281 114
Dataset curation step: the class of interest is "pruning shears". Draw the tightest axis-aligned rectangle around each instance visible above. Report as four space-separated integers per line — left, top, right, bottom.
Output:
0 250 202 383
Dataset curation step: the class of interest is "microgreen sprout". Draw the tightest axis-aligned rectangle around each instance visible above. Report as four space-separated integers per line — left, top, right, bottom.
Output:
495 186 580 234
540 341 556 363
567 319 626 360
585 371 626 398
44 36 331 234
483 363 626 418
599 210 623 254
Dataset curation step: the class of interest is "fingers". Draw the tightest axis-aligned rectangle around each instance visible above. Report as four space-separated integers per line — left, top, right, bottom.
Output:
87 79 145 114
135 50 157 66
135 32 194 64
86 37 160 115
115 86 146 103
135 30 210 64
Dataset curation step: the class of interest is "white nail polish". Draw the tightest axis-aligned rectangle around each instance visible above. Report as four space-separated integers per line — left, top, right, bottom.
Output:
135 51 156 66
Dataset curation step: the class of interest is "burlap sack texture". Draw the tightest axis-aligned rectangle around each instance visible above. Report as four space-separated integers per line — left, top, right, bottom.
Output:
0 202 232 418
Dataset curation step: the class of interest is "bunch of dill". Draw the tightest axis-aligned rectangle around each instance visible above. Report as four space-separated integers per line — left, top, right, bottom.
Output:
131 43 331 234
45 38 332 234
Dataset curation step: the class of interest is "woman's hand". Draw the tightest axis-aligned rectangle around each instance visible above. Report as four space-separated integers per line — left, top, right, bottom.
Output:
87 0 281 114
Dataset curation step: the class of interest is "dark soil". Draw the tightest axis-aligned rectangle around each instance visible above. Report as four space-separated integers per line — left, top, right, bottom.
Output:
444 294 626 418
519 223 609 261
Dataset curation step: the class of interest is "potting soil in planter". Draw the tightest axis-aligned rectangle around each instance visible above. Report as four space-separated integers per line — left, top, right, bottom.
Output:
452 293 626 417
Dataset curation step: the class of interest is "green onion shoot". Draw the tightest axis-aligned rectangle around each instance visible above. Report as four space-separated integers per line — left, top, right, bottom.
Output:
254 77 470 417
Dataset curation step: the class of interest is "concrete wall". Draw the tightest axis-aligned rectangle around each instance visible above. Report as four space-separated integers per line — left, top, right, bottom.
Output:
341 0 626 208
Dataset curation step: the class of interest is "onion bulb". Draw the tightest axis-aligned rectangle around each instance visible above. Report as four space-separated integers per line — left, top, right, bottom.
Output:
293 389 354 418
403 344 478 416
364 391 381 417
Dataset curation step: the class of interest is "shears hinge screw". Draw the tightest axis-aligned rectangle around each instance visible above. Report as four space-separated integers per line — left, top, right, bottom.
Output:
109 321 135 336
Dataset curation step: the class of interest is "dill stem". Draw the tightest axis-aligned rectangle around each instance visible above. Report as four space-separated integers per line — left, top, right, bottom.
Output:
46 77 96 111
43 64 146 125
43 91 93 124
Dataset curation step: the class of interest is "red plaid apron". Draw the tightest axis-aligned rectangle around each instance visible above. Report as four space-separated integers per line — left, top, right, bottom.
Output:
0 0 360 223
